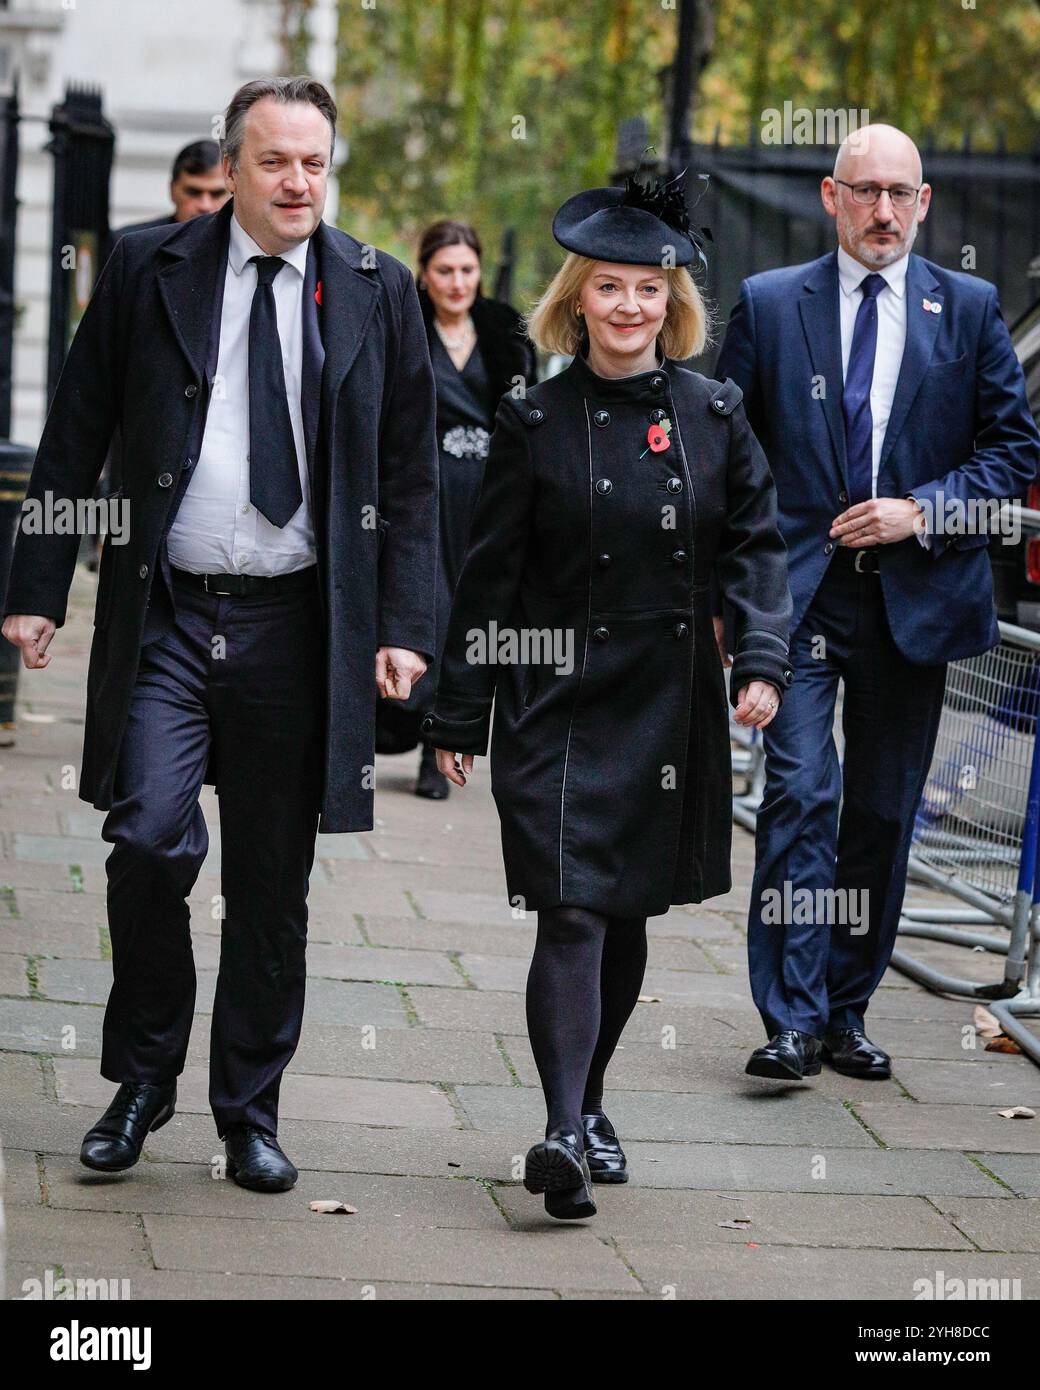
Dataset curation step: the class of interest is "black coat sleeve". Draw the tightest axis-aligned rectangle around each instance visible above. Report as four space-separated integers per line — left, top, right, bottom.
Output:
420 398 534 755
4 237 128 626
714 386 794 706
377 270 440 660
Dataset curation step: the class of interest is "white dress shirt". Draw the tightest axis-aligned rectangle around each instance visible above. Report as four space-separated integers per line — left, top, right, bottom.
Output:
836 244 909 496
167 212 317 575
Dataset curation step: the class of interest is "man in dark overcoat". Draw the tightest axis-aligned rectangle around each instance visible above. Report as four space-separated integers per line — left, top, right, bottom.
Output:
2 77 438 1190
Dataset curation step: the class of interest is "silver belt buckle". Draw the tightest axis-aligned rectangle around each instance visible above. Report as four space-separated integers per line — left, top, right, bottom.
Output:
854 550 868 573
202 573 232 596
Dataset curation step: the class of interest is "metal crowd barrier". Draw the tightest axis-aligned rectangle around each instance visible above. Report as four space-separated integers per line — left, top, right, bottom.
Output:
893 616 1040 1065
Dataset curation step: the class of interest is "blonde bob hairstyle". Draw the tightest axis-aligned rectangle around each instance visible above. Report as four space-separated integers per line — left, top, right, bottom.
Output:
525 253 711 362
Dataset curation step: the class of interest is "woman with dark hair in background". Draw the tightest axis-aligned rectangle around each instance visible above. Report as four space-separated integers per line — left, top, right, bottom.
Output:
375 219 537 798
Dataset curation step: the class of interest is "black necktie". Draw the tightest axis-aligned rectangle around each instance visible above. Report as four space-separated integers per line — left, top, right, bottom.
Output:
247 254 303 528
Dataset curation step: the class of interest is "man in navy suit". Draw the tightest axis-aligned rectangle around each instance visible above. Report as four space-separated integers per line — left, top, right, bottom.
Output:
716 123 1039 1080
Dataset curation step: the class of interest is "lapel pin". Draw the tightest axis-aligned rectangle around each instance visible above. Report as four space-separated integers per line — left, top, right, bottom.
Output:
641 419 672 457
315 280 322 306
922 298 941 314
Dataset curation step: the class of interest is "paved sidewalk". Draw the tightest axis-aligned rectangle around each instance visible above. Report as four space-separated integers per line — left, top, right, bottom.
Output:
2 565 1039 1300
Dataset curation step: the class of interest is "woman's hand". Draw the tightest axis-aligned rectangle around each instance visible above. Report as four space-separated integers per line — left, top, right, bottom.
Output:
436 749 474 787
733 680 781 729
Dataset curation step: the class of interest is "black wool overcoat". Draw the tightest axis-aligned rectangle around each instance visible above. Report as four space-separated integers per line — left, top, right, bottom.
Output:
4 201 439 833
422 345 793 916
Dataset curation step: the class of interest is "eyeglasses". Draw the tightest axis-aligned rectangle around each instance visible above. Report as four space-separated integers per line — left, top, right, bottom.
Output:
834 179 921 208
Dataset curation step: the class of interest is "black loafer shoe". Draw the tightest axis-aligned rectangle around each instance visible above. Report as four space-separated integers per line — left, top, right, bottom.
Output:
581 1112 628 1184
745 1029 822 1080
224 1125 298 1193
415 745 450 800
523 1130 597 1219
80 1080 177 1172
822 1028 891 1079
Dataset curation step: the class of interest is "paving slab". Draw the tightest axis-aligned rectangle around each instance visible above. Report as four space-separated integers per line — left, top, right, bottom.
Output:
495 1186 974 1249
926 1197 1040 1252
143 1212 639 1291
615 1142 1005 1195
36 1155 507 1229
613 1242 1039 1300
54 1060 459 1129
854 1102 1040 1153
891 1057 1040 1107
455 1084 876 1147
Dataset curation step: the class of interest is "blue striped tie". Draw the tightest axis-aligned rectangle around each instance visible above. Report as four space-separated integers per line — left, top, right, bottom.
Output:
842 272 886 505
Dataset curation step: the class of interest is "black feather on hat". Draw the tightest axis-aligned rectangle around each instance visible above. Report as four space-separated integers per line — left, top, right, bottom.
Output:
552 168 711 270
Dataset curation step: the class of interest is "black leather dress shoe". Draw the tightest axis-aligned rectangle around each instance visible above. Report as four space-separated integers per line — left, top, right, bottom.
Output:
415 744 450 800
822 1028 891 1078
581 1112 628 1184
745 1030 822 1080
523 1130 597 1219
224 1125 298 1192
80 1080 177 1172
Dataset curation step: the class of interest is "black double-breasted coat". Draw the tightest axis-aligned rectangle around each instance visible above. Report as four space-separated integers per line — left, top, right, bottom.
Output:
422 344 793 916
3 200 439 834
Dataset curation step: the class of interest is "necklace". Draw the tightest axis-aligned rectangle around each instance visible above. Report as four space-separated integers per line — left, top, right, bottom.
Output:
435 315 475 350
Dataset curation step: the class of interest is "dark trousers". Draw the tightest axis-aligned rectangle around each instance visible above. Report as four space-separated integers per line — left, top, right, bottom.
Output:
747 551 947 1038
99 569 325 1137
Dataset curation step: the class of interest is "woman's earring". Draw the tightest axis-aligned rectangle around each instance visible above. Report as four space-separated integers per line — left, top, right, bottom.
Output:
576 304 583 316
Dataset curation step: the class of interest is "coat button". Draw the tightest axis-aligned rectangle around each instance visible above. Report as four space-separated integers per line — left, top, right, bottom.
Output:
673 622 689 639
157 472 173 488
138 563 149 579
529 408 544 424
421 715 433 731
184 383 198 398
595 478 612 495
593 625 610 642
838 491 848 504
824 541 834 554
597 553 612 567
666 477 683 494
713 398 727 412
593 410 610 427
650 408 668 423
783 669 794 681
672 549 687 565
650 375 665 392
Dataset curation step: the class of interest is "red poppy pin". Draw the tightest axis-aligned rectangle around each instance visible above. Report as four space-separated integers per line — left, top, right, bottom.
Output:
640 418 672 457
315 280 322 306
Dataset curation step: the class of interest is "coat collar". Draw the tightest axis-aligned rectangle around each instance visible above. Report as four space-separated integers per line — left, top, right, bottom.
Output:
565 334 672 403
155 199 380 407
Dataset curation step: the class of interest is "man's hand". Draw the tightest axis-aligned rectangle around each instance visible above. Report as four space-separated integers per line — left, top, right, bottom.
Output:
435 749 473 787
712 615 732 669
830 498 922 547
733 679 781 729
375 646 427 700
2 615 57 670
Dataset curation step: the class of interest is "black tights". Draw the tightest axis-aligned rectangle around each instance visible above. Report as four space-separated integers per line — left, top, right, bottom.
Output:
525 905 648 1138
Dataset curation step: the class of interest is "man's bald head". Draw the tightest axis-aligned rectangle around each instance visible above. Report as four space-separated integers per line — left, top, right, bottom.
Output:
822 122 931 270
833 124 923 186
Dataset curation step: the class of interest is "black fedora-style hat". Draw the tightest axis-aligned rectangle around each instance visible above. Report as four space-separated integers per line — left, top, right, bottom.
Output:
552 169 709 270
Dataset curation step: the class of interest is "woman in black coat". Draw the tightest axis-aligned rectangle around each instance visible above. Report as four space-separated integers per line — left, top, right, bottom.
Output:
375 219 536 798
421 174 793 1219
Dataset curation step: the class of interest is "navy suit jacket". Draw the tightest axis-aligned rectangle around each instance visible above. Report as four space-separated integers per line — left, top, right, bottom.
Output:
716 250 1040 664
